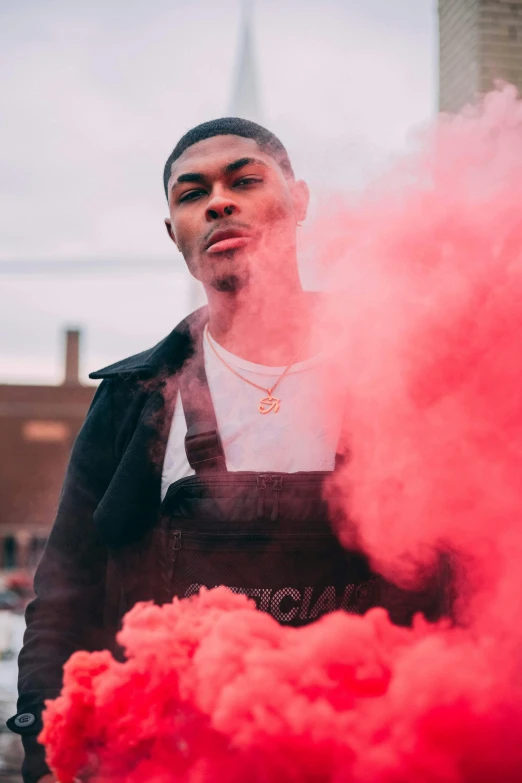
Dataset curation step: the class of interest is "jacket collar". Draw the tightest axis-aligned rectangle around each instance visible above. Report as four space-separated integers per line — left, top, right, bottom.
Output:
89 306 208 380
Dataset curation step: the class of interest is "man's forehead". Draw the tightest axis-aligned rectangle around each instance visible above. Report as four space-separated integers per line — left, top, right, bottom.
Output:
168 135 272 179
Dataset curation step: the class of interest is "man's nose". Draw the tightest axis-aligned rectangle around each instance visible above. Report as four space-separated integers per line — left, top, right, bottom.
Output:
205 192 239 221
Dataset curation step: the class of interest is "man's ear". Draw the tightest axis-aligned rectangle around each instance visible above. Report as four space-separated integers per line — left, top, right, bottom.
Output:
164 218 178 247
291 179 310 224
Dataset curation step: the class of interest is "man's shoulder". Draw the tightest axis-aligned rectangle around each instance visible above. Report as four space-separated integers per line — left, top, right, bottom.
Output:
89 307 207 381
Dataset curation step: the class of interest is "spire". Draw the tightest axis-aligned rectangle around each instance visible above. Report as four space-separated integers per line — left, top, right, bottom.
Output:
229 0 263 122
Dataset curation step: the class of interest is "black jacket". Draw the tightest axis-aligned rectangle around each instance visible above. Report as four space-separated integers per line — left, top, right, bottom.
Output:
9 309 207 783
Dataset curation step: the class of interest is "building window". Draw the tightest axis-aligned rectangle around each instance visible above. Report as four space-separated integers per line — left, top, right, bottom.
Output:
22 420 70 443
3 537 17 569
509 25 518 40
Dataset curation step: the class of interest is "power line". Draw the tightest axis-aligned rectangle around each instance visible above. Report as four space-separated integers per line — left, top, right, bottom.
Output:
0 257 183 277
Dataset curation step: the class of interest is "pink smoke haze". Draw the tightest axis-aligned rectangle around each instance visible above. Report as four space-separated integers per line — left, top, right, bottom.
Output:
323 85 522 617
40 86 522 782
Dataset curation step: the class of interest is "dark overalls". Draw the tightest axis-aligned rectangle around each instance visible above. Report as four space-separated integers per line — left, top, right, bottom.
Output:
150 348 449 628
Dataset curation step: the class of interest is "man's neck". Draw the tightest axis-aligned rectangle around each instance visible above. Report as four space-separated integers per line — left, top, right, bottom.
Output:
206 286 319 366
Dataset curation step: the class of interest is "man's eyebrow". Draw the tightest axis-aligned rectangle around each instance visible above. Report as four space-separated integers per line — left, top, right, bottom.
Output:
224 157 269 174
170 172 206 191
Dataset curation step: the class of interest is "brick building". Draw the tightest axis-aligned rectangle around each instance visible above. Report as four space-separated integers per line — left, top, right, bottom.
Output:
0 331 95 570
439 0 522 111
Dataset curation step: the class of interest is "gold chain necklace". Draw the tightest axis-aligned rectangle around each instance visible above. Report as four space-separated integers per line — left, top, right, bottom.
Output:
204 324 307 414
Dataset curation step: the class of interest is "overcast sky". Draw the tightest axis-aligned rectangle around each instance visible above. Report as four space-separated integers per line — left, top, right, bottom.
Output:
0 0 437 383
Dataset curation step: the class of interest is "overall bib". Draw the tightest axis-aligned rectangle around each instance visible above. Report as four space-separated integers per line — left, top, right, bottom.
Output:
155 351 448 628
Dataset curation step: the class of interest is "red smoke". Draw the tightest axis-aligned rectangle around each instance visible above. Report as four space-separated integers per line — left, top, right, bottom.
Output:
40 86 522 782
322 86 522 621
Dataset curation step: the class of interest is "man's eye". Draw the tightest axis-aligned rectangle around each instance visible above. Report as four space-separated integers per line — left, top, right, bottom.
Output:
179 190 205 203
235 177 262 187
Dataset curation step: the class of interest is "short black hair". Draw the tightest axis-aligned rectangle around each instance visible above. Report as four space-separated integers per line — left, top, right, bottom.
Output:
163 117 294 200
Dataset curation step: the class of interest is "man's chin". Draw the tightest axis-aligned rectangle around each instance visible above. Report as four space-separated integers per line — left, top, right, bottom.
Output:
211 272 248 293
204 253 250 293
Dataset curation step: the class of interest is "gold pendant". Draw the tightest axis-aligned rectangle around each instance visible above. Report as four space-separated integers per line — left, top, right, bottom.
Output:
259 395 280 414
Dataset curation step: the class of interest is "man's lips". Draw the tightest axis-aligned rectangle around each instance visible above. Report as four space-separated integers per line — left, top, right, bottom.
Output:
205 229 251 254
207 236 250 254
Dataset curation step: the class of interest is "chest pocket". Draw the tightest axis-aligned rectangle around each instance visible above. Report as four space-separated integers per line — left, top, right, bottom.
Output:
159 470 382 627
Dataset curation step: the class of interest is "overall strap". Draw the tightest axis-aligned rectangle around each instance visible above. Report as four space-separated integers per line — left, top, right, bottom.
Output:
333 390 350 472
334 450 348 471
178 328 227 474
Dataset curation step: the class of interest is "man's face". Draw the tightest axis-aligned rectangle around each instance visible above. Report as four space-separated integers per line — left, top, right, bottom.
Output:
165 135 308 292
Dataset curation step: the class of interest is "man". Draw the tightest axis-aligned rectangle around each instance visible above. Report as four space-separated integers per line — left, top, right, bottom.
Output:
8 118 447 783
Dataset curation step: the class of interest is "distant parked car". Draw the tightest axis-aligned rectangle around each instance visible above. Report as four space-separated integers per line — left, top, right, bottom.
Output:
3 571 34 613
0 590 24 613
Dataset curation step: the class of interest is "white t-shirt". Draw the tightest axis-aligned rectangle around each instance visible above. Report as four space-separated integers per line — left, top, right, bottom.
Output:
160 331 344 501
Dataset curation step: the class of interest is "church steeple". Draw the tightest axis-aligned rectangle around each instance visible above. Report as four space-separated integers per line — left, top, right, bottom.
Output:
229 0 263 122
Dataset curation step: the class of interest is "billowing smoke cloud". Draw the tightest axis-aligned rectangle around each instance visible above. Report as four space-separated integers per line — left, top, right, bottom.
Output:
40 86 522 782
320 85 522 624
